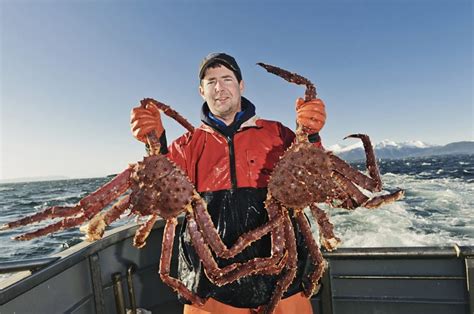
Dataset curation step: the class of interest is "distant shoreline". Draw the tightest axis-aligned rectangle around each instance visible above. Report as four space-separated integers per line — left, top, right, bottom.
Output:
0 176 71 184
0 174 117 185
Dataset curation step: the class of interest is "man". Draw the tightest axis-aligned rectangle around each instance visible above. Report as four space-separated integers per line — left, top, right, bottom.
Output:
131 53 326 314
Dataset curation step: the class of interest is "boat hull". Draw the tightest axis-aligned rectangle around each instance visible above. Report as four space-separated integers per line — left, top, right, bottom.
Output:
1 219 472 314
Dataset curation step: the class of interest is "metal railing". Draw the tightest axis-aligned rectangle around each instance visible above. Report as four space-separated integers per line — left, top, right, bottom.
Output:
0 257 60 274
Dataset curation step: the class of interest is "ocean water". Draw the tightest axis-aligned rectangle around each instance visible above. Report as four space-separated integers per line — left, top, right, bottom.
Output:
0 154 473 267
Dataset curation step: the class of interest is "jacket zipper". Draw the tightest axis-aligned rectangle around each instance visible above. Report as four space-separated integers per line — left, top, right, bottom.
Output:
226 135 238 190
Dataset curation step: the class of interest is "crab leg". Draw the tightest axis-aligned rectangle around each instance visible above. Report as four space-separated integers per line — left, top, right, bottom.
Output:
185 212 240 286
329 182 356 208
159 217 206 306
214 254 287 286
0 206 84 231
1 167 132 231
294 209 327 298
141 98 195 133
309 204 341 251
82 195 131 241
192 193 284 259
333 170 404 209
206 199 289 285
259 199 288 275
260 213 298 314
186 200 287 287
15 194 132 241
14 215 89 241
330 134 382 192
257 62 316 143
330 155 382 192
332 171 369 208
257 62 316 102
133 214 159 248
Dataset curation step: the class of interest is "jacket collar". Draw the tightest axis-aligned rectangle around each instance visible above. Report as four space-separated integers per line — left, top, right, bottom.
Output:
200 97 258 136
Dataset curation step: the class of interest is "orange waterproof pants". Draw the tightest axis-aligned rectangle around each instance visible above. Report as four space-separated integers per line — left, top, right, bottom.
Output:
183 292 313 314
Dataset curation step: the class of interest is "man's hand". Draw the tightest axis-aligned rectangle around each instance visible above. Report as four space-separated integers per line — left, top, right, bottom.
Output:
296 97 326 134
130 103 164 143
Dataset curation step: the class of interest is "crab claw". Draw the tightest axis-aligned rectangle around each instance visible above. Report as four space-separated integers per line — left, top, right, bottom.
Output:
80 213 107 241
343 133 368 141
363 189 405 209
80 195 131 242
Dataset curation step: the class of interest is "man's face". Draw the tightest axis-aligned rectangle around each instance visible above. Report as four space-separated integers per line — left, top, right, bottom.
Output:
199 65 244 124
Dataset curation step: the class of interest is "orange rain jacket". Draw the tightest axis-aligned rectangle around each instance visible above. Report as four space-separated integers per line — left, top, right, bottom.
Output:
169 116 294 191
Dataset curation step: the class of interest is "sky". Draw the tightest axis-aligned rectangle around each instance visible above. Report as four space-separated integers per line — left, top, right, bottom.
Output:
0 0 472 180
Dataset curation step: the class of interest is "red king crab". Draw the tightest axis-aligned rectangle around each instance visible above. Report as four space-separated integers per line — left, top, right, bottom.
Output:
0 98 289 306
252 62 405 313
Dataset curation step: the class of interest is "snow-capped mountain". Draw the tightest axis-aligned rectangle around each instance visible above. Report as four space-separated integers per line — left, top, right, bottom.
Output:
376 139 430 149
327 140 474 161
